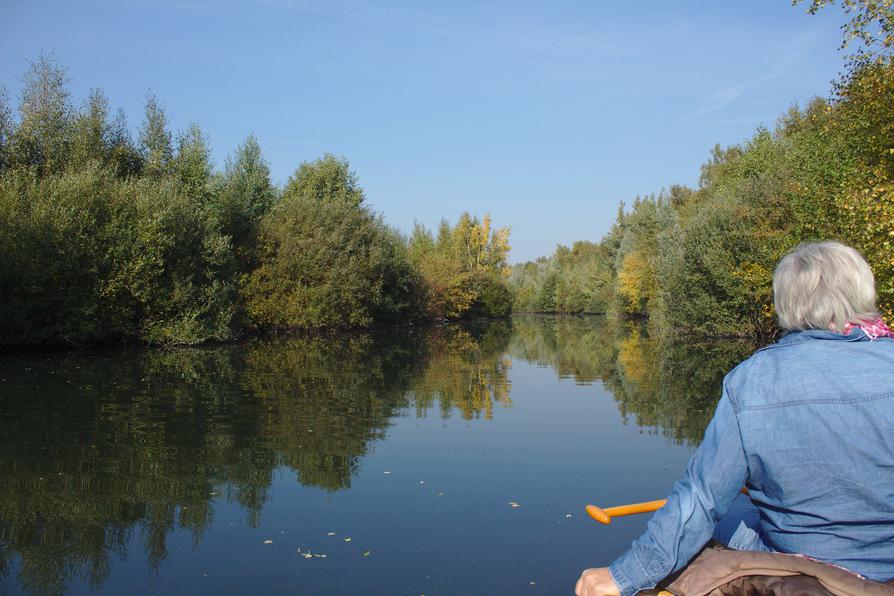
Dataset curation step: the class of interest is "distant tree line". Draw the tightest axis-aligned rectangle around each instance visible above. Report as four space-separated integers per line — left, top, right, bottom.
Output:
0 54 512 347
510 1 894 340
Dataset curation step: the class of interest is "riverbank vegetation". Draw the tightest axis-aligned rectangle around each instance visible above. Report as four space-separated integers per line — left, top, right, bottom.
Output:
0 56 512 347
2 2 891 347
510 1 894 340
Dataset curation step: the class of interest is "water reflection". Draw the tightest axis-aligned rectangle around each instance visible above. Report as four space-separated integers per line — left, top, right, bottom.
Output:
410 321 513 420
0 317 755 594
509 316 754 443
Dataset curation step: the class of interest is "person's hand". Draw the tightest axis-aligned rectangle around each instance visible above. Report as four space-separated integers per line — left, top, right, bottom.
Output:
575 567 621 596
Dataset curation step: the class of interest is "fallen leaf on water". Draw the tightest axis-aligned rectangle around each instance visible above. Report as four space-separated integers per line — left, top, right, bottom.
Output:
363 550 371 557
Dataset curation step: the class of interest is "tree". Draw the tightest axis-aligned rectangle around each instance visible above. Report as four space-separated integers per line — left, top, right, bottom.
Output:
106 108 143 178
407 222 435 264
70 88 112 169
0 86 11 173
214 134 275 262
0 165 239 346
409 213 512 319
413 251 477 319
823 58 894 318
282 153 363 206
450 213 511 274
172 122 213 202
244 155 416 329
12 51 72 174
537 271 558 311
139 92 173 176
797 0 894 53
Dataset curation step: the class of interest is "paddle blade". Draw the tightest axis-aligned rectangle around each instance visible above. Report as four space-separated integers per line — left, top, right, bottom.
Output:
585 504 611 524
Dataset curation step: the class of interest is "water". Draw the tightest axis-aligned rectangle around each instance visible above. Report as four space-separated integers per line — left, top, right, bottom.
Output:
0 316 754 595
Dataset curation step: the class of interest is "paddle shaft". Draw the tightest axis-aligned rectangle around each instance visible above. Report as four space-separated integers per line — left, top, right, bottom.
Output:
587 488 748 524
586 499 666 524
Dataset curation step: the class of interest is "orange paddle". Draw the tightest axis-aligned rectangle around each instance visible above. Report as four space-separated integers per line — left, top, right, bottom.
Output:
586 499 668 524
587 488 748 524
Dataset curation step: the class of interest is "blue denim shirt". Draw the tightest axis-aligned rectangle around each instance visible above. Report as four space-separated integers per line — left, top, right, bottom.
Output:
608 329 894 595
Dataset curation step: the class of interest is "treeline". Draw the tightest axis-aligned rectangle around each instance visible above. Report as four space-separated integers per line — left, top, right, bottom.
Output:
511 6 894 340
0 55 513 347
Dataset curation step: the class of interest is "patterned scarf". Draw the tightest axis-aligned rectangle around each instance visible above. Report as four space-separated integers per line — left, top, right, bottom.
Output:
843 317 894 341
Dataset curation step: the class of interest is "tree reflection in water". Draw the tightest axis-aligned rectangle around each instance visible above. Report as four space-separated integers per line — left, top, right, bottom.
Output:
509 315 755 444
0 317 754 594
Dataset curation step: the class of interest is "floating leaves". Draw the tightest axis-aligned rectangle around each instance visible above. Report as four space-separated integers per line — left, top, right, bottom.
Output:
298 548 327 559
294 532 370 561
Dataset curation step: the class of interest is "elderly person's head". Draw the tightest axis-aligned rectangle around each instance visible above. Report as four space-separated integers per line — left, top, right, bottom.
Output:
773 241 879 333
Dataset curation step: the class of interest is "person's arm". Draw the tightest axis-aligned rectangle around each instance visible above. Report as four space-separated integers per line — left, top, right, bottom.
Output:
606 386 748 596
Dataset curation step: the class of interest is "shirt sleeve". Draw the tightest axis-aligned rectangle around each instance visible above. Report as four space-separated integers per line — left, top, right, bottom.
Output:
607 384 748 596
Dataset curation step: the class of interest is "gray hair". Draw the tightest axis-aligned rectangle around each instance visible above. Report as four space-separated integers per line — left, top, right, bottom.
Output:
773 241 879 333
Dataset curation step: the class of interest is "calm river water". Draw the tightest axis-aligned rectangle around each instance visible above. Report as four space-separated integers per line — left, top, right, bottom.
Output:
0 316 754 595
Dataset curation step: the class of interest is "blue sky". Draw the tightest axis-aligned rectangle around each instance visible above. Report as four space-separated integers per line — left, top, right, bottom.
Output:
2 0 848 262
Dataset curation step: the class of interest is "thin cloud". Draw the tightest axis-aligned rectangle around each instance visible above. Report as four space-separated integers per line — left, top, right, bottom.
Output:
685 32 822 120
688 116 768 128
686 83 749 119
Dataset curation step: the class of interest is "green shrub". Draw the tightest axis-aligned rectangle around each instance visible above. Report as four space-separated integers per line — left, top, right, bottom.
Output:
0 166 238 346
244 156 417 329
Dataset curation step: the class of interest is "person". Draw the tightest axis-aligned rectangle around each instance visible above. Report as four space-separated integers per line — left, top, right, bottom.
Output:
575 241 894 596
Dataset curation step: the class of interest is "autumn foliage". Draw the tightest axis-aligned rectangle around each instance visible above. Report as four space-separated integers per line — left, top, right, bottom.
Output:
511 3 894 340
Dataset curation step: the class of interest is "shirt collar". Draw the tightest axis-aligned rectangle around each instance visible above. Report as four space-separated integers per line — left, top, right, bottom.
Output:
777 328 867 346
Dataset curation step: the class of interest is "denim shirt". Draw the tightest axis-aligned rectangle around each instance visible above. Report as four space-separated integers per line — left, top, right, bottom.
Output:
608 329 894 595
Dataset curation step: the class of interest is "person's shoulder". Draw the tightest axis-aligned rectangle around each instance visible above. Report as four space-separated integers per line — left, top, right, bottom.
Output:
722 352 764 412
723 334 894 412
722 341 798 411
724 342 778 380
